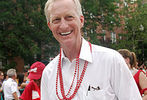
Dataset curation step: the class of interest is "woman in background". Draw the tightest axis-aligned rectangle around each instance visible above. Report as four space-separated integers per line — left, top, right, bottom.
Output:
118 49 147 100
19 61 45 100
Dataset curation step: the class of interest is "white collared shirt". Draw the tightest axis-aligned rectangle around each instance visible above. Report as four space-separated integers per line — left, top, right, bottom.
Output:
2 78 20 100
41 38 141 100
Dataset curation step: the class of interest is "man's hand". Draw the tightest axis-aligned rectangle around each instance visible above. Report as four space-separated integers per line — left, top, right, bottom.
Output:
12 92 19 100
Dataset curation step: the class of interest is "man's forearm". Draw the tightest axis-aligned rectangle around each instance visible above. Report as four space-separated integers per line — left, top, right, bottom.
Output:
12 92 19 100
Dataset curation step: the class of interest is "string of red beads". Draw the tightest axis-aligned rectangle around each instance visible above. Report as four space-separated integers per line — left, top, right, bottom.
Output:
56 42 92 100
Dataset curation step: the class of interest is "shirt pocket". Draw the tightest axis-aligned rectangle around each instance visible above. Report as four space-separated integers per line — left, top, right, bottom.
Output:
86 89 106 100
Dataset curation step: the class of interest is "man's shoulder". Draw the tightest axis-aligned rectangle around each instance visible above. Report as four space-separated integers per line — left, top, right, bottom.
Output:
48 55 59 65
92 44 118 54
91 44 123 62
3 78 11 84
44 55 59 72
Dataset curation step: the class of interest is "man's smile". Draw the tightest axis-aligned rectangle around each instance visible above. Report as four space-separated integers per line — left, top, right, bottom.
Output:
60 30 73 36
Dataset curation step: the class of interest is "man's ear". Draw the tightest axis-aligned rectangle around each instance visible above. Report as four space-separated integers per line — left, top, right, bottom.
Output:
48 22 52 30
80 15 84 28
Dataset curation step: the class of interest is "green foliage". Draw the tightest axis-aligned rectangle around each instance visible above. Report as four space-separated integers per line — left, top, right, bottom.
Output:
81 0 120 45
81 0 146 62
111 2 147 62
0 0 58 66
1 0 146 68
124 3 147 61
3 61 16 72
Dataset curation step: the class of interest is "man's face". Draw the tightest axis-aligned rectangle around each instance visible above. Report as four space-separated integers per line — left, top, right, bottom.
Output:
0 73 4 80
15 73 17 79
48 0 84 46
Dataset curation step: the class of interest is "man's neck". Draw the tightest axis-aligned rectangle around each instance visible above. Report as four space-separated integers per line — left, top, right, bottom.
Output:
61 38 82 62
11 76 16 80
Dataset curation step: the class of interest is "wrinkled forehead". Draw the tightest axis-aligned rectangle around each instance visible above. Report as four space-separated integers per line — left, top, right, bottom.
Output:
49 0 77 14
45 0 82 23
49 0 77 19
50 0 76 11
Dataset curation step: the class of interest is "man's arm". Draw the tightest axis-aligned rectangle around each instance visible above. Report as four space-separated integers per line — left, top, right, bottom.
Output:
41 69 51 100
111 52 142 99
12 92 19 100
0 87 2 92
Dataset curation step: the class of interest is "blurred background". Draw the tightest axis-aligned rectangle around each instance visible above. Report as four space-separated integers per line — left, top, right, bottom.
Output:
0 0 147 72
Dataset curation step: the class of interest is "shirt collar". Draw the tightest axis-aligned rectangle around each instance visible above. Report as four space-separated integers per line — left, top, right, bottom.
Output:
8 78 15 82
79 38 92 63
61 38 93 63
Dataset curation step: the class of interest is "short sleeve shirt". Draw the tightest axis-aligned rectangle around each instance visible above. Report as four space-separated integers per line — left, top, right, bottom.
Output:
2 78 20 100
20 80 40 100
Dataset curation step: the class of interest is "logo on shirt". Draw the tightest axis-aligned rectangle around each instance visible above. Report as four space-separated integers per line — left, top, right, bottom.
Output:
32 90 40 99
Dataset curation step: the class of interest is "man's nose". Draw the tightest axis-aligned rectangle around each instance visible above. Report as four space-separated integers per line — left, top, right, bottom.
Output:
59 18 68 29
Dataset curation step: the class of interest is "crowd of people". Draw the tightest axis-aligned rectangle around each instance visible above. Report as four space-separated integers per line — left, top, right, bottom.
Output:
0 0 147 100
0 61 45 100
0 57 146 100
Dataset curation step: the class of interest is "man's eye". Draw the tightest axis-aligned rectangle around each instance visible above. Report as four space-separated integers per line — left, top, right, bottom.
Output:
52 18 60 23
68 16 73 18
66 16 74 20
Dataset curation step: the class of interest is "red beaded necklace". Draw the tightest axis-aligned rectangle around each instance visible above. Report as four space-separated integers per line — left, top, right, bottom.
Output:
56 42 92 100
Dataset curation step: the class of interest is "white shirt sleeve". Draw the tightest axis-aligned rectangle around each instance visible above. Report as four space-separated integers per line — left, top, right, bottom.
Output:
41 68 50 100
110 52 142 100
41 56 59 100
11 82 17 94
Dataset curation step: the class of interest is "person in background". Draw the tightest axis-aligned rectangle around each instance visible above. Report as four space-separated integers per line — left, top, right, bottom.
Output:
2 69 20 100
3 72 8 81
140 63 147 74
41 0 142 99
118 49 147 100
17 73 24 87
23 69 29 83
144 64 147 77
139 63 144 71
0 72 9 100
19 61 45 100
18 69 30 92
16 73 25 95
0 71 4 100
0 71 4 88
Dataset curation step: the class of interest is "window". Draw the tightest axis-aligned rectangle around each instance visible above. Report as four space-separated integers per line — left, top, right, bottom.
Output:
111 32 116 43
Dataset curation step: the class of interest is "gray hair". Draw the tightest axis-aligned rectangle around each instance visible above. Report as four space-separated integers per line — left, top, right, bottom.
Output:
7 69 16 77
44 0 83 23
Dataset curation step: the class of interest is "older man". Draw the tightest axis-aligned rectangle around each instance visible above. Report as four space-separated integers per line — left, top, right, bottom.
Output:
2 69 20 100
41 0 142 99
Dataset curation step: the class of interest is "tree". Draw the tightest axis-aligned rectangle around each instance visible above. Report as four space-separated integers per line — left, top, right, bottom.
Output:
125 2 147 62
111 0 147 62
0 0 58 71
81 0 120 46
81 0 146 62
